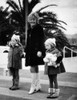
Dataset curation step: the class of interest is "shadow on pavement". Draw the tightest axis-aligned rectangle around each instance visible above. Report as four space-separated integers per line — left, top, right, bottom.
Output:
0 94 31 100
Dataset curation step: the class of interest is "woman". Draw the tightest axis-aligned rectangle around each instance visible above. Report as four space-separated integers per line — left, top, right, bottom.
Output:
25 12 45 94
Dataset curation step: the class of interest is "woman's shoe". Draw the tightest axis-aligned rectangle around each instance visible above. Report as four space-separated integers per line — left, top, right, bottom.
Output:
28 73 36 95
28 86 36 94
36 88 41 92
47 93 54 98
35 83 41 92
35 73 41 92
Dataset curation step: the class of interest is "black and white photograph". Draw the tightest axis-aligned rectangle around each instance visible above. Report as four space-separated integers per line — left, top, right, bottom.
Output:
0 0 77 100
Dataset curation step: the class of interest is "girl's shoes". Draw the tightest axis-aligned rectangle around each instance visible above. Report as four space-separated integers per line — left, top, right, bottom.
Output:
9 85 13 90
9 85 19 90
47 93 53 98
50 89 60 98
47 88 60 98
47 88 55 98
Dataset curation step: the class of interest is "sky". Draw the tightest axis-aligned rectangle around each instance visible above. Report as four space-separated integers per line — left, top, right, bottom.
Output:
0 0 7 7
0 0 77 35
33 0 77 35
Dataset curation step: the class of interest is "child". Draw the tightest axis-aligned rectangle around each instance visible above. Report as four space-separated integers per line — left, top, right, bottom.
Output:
8 33 24 90
43 38 65 98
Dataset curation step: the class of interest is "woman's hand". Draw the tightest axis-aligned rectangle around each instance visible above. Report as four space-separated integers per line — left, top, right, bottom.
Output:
37 51 42 57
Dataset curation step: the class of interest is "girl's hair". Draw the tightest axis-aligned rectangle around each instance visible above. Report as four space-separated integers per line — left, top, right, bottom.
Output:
11 34 20 42
44 38 56 47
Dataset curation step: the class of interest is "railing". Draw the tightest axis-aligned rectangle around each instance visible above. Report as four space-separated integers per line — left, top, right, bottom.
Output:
63 46 77 58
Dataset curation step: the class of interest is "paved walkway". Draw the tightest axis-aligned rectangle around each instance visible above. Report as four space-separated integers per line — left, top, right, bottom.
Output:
0 69 77 100
0 75 77 100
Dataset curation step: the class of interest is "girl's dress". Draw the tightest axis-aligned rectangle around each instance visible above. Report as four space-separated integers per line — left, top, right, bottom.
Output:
8 41 23 73
43 48 65 75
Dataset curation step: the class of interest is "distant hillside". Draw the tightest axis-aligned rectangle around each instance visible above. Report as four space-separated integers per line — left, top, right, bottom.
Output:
66 34 77 39
65 33 77 46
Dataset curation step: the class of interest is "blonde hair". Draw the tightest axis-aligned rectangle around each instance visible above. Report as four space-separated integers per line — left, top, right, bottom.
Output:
45 38 56 46
11 34 20 42
28 12 39 24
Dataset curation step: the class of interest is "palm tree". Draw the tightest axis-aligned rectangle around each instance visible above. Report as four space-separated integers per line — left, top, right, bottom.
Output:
6 0 40 45
28 4 70 50
6 0 25 32
38 11 70 50
6 0 40 32
0 6 14 45
6 0 70 49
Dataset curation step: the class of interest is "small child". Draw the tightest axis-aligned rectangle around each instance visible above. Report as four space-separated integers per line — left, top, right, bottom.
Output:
43 38 65 98
8 33 24 90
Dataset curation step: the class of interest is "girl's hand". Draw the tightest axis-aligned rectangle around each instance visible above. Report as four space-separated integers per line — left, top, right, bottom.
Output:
37 51 42 57
43 58 49 63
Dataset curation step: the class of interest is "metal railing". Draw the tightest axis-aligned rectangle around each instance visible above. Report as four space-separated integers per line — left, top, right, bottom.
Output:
63 46 77 58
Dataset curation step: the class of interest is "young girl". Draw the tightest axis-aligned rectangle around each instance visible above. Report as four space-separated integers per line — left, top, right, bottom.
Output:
43 38 65 98
8 33 24 90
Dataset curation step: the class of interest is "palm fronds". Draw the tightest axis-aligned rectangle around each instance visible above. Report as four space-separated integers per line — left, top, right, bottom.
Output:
28 0 40 14
6 0 25 32
53 30 70 50
18 0 22 10
6 0 70 49
38 11 67 31
37 11 69 50
28 2 70 49
7 0 20 12
37 4 57 13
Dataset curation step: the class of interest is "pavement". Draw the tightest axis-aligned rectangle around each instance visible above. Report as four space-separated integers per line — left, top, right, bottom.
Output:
0 69 77 100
